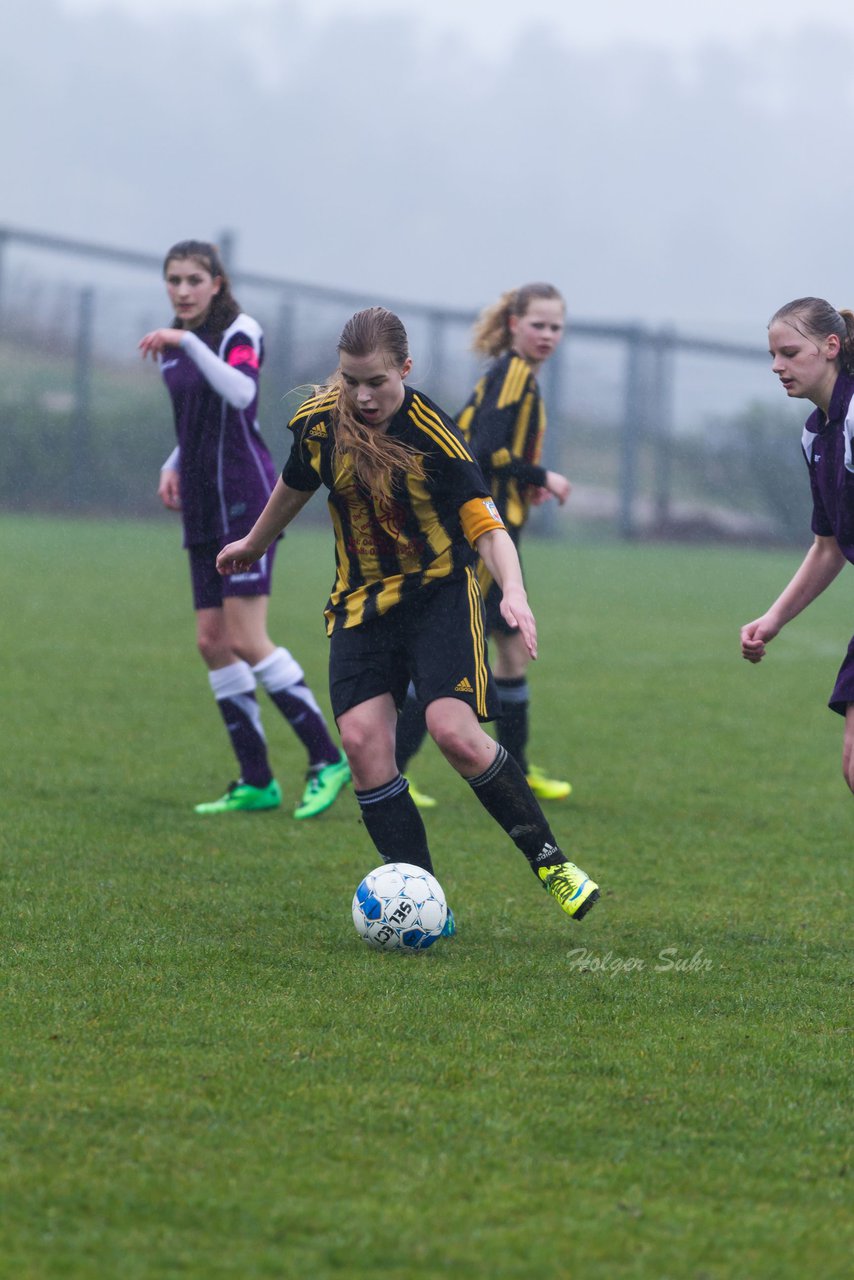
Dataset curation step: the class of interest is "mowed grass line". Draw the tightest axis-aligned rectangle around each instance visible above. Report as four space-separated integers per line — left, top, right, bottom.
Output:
0 514 850 1280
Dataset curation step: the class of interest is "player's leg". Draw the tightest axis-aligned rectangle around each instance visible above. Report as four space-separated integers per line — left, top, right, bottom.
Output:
411 572 597 919
330 620 433 874
189 545 280 814
490 596 572 801
194 606 281 812
394 682 435 808
223 588 349 819
491 627 532 769
426 697 597 921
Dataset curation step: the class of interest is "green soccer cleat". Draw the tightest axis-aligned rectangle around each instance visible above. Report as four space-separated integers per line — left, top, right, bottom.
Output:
538 860 599 921
294 752 352 820
194 779 282 815
404 776 437 809
526 764 572 801
441 907 456 938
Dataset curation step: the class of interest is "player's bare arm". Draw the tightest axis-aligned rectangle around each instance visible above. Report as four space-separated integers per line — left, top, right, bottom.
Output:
474 527 538 660
741 534 846 662
217 479 315 575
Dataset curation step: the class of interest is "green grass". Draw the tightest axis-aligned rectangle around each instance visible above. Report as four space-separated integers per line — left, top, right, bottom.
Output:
0 515 850 1280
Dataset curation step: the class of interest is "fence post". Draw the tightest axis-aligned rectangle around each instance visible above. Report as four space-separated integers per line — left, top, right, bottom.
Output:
651 327 676 526
70 286 95 508
425 309 445 399
619 326 646 540
218 229 236 272
537 343 565 538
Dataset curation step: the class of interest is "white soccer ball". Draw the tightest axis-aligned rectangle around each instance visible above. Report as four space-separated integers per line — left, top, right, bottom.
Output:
352 862 448 951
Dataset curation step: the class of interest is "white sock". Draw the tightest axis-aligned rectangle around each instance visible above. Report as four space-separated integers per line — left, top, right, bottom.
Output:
252 646 305 693
208 660 256 700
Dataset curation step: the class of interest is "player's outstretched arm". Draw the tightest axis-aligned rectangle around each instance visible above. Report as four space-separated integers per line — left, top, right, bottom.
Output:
217 479 314 575
740 533 847 663
475 527 538 659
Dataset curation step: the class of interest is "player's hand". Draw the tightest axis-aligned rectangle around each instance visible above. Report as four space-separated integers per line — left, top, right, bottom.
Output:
157 467 181 510
217 538 260 575
529 486 550 506
740 615 779 663
500 586 538 660
544 471 571 505
139 328 185 360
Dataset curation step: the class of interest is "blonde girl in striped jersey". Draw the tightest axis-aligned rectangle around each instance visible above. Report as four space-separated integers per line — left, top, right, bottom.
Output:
397 284 573 805
217 307 599 931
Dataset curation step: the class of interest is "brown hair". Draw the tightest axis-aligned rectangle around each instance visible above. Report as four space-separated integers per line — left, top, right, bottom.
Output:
327 307 425 497
770 297 854 376
163 239 240 332
471 283 565 358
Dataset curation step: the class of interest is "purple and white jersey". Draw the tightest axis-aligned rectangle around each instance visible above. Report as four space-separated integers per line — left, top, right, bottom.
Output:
160 312 277 546
801 371 854 564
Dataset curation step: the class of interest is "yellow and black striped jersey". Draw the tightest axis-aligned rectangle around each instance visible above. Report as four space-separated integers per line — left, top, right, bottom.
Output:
283 386 503 634
457 351 548 530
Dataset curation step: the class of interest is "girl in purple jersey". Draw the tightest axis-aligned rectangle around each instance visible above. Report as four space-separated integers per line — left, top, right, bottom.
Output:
742 296 854 793
215 307 600 930
140 239 350 818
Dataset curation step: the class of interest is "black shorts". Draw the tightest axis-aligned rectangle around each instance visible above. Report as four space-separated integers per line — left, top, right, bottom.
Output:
328 567 501 723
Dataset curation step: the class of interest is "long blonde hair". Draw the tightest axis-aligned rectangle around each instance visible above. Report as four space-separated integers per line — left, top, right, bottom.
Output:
327 307 425 497
770 297 854 376
472 283 565 358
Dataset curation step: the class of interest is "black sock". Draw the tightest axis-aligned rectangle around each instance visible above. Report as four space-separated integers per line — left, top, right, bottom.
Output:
395 692 429 773
467 745 564 874
355 774 434 874
495 677 529 773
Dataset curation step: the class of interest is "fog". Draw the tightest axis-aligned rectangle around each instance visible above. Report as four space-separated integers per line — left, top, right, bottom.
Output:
4 0 854 336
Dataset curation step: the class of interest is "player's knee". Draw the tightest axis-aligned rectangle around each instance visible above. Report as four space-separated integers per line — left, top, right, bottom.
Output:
197 631 228 667
339 718 391 772
431 723 481 772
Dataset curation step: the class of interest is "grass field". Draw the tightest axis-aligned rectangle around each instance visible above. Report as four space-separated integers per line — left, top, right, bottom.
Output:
1 514 851 1280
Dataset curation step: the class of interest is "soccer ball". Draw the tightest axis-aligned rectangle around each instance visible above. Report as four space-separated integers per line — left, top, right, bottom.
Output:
352 862 448 951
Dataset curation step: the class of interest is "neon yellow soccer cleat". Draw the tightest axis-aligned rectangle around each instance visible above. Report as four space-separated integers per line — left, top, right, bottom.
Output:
294 752 352 819
538 861 599 921
526 764 572 801
404 776 437 809
194 779 282 814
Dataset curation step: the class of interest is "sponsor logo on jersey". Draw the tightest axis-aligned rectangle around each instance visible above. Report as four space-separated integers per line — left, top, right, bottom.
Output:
308 421 328 439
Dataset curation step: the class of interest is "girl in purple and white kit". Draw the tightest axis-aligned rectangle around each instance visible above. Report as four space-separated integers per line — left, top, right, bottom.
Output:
742 297 854 794
140 239 350 817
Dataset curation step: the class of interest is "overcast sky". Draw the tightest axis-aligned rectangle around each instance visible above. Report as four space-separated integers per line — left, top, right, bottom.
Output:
64 0 854 54
10 0 853 337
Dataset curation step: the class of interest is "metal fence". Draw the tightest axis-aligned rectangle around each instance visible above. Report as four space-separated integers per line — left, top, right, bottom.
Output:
0 224 805 541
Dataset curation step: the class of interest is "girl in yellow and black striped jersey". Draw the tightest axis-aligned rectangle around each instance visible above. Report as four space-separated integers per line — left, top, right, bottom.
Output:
216 307 599 929
396 284 573 805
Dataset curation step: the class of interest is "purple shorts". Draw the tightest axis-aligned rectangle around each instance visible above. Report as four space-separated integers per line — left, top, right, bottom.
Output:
188 539 277 611
829 633 854 716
